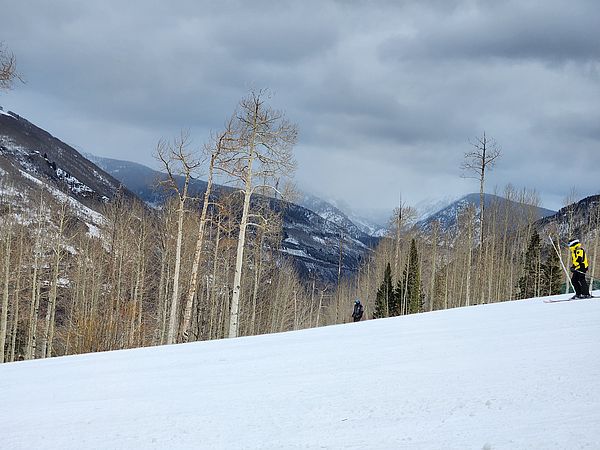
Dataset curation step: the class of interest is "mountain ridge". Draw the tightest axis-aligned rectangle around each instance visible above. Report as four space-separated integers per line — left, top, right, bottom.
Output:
417 192 557 234
1 107 378 282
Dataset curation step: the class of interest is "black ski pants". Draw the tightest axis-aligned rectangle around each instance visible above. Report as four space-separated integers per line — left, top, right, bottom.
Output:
571 270 589 297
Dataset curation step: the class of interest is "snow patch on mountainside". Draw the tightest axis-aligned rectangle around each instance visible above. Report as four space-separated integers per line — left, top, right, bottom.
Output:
414 194 460 221
19 170 106 226
280 247 318 260
55 167 95 195
298 192 387 237
0 183 22 199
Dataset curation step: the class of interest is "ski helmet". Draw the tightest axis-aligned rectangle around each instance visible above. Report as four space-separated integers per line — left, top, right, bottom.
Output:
568 238 580 248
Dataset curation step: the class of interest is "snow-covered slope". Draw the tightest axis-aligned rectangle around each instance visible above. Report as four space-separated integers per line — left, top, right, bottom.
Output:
1 293 599 449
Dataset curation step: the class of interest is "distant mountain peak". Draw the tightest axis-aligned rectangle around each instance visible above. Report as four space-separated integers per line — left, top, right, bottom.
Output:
417 193 557 234
86 153 380 282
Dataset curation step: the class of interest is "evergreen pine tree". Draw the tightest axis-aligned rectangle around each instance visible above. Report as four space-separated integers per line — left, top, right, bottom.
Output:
396 239 423 315
374 262 394 319
541 245 562 296
518 230 542 299
393 279 402 316
407 239 423 314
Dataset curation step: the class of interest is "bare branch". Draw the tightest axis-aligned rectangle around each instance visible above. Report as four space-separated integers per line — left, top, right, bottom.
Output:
0 43 23 91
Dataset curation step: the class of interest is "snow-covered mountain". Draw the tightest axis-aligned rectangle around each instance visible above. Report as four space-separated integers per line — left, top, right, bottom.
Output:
536 193 600 242
413 194 460 222
86 154 380 282
2 292 599 449
296 192 384 237
0 108 378 283
298 193 388 237
0 107 136 232
418 193 557 234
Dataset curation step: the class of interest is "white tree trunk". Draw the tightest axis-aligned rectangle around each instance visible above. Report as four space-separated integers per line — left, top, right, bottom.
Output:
228 184 253 338
181 157 216 342
167 180 189 345
41 205 65 358
465 212 473 307
0 220 12 363
26 245 40 360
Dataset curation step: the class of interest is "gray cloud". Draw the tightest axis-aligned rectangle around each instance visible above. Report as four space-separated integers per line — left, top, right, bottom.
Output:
1 0 599 216
380 0 600 64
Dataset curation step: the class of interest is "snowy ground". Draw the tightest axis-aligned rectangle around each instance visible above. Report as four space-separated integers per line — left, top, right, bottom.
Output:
1 293 599 449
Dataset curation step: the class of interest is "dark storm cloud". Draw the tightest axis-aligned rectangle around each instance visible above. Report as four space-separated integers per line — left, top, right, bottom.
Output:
1 0 599 214
380 0 600 64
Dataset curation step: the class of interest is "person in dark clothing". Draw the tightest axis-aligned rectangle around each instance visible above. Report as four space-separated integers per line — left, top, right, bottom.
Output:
352 299 364 322
568 238 591 299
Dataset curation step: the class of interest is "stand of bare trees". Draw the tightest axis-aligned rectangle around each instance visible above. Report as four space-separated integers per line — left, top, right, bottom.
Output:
2 179 599 363
335 186 600 323
0 90 321 362
0 183 328 362
3 86 600 364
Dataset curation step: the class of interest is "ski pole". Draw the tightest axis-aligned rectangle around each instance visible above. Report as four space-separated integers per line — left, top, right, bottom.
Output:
548 235 576 293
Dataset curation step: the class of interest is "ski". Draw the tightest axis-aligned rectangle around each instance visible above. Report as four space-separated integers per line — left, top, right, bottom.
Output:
544 296 597 303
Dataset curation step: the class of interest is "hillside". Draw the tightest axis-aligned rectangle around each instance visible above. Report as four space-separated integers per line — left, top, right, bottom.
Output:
418 193 556 234
0 109 134 207
298 192 388 237
1 293 598 449
86 153 379 282
0 108 377 282
536 194 600 241
0 108 137 234
86 153 389 237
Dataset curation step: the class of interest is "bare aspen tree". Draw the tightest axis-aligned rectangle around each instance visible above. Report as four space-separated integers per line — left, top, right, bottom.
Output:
248 211 281 335
153 206 173 345
0 42 22 91
130 203 149 347
207 212 223 339
393 206 402 280
221 90 297 338
429 220 439 311
156 132 201 344
250 225 266 335
0 205 13 362
26 196 45 359
9 229 25 361
180 123 235 342
41 200 68 358
461 132 501 248
336 231 344 322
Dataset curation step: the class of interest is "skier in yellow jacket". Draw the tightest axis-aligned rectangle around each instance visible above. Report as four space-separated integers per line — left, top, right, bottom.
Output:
568 239 591 299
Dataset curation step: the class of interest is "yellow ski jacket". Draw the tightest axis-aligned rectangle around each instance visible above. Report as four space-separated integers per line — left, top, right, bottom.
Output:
570 242 589 271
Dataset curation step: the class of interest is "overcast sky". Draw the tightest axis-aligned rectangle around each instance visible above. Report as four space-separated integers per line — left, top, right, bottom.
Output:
1 0 599 216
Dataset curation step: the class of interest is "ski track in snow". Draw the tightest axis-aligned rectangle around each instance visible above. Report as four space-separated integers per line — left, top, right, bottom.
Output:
0 294 599 449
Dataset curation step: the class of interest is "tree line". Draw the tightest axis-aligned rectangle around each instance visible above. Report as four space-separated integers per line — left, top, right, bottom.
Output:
0 91 335 362
3 41 599 361
337 186 600 322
